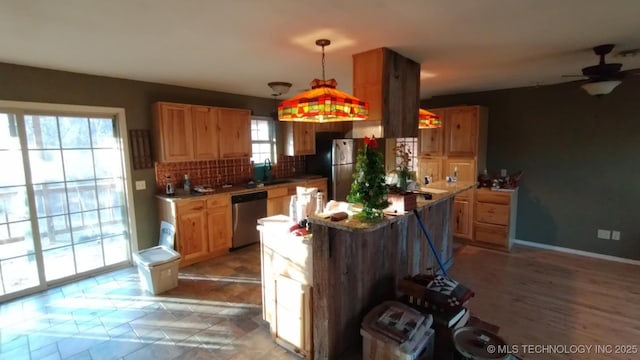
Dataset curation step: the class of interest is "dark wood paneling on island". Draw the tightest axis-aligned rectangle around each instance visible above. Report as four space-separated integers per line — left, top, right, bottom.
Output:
309 182 469 358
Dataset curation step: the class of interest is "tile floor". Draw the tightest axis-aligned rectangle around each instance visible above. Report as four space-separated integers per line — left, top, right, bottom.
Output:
0 244 300 360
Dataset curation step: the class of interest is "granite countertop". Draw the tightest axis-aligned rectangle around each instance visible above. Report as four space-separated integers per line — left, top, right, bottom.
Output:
308 180 476 232
156 175 326 201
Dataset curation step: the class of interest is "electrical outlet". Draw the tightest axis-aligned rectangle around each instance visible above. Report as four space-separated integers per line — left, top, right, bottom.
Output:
597 229 611 240
135 180 146 190
612 231 621 241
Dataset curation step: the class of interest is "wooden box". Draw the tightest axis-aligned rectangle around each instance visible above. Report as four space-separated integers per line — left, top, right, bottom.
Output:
386 193 417 213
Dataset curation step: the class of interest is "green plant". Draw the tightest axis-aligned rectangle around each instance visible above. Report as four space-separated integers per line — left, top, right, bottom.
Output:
347 135 390 220
392 143 416 193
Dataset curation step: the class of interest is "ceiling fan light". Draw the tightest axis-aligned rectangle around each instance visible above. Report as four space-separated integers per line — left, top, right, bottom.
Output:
581 80 622 96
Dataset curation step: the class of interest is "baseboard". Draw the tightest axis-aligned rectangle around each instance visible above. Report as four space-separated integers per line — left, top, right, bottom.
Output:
513 239 640 266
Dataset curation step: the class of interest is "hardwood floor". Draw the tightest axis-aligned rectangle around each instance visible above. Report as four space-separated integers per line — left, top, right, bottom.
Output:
449 244 640 360
1 243 637 360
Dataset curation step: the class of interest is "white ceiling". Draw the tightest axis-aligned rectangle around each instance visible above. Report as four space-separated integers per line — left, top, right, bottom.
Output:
1 0 639 99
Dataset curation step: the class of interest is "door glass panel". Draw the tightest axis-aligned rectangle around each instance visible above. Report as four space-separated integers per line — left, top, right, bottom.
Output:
29 150 65 183
0 113 40 296
1 110 132 299
59 117 91 149
74 240 104 273
42 247 75 281
63 149 95 180
25 115 59 149
1 255 39 293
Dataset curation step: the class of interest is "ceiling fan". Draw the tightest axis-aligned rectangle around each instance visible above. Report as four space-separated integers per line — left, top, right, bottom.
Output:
563 44 639 96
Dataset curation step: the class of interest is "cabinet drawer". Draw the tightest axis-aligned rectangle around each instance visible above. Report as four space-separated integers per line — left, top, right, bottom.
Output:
455 188 474 200
177 199 205 212
206 195 229 208
268 186 288 199
476 190 510 205
287 185 299 196
475 202 509 226
474 223 508 247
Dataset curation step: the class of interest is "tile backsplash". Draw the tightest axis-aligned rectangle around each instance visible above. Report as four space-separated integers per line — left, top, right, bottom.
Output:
154 155 306 193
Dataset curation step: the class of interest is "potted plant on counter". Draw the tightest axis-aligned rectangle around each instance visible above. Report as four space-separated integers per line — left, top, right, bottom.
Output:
387 143 417 212
347 135 389 221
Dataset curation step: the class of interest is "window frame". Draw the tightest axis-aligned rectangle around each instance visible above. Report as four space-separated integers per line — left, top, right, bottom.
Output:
250 115 277 164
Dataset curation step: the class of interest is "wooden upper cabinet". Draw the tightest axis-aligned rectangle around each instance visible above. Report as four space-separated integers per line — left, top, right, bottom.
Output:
445 158 476 183
218 108 251 158
418 108 445 156
192 106 220 160
280 122 316 156
445 106 479 156
352 47 420 138
154 102 194 162
418 157 444 182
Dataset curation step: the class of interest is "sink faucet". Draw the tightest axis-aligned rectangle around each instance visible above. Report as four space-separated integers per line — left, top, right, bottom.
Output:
264 158 272 181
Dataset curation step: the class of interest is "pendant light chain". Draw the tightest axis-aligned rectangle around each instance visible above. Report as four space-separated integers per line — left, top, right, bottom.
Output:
321 44 326 81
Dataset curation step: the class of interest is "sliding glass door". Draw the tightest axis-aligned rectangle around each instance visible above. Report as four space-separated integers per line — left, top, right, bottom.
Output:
0 107 132 300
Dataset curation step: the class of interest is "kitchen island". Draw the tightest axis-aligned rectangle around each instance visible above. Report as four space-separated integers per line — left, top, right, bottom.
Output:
308 180 474 359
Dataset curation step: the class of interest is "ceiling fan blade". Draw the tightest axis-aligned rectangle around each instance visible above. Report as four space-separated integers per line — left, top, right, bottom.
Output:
622 68 640 75
561 75 587 78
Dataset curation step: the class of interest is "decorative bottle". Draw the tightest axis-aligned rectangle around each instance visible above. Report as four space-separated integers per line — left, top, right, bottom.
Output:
315 191 325 214
289 195 298 223
183 174 191 193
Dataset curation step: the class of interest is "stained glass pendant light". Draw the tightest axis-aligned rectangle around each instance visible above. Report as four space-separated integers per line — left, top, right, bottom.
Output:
278 39 369 122
418 109 442 129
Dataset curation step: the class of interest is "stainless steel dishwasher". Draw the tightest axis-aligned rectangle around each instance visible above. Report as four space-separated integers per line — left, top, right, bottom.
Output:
231 191 268 250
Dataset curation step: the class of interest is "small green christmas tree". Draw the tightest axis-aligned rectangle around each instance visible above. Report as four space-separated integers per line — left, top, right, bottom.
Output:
347 135 390 220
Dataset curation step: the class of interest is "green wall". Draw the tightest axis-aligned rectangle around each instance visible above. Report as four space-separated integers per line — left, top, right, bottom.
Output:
424 78 640 260
0 62 277 251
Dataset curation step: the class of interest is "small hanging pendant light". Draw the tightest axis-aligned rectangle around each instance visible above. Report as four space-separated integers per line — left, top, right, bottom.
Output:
418 109 442 129
278 39 369 123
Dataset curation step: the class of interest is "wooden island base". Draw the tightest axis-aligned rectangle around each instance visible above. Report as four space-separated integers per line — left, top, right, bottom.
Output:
309 181 473 359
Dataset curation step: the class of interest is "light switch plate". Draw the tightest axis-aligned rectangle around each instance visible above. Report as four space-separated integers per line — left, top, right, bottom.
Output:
135 180 146 190
612 231 621 241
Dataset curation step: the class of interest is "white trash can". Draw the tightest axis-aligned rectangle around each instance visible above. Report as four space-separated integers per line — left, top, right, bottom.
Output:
133 221 181 294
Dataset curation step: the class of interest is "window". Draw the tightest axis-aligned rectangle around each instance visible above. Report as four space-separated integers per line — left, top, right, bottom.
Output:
395 137 418 171
251 116 276 164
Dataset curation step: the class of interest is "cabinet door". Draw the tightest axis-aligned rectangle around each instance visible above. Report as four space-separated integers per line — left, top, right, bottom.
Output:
192 106 220 160
453 197 472 239
282 122 316 156
445 106 478 156
207 204 232 254
218 108 251 158
294 123 316 155
155 103 193 162
274 275 312 357
418 157 443 182
176 201 208 264
445 158 476 183
418 108 445 155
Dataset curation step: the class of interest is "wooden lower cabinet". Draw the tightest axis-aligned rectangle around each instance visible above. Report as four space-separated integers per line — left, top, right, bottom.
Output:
453 193 473 239
176 200 208 263
158 194 232 267
259 216 313 359
473 188 518 251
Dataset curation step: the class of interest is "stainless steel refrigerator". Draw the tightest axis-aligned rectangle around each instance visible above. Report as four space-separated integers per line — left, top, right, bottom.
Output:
306 133 351 201
306 133 384 201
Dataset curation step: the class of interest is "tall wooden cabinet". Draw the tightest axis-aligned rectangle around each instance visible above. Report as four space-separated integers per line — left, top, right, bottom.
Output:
352 47 420 138
153 102 251 162
418 105 488 240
